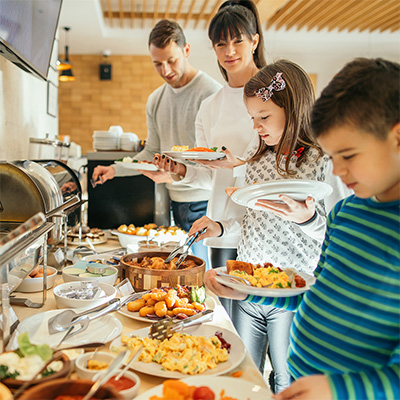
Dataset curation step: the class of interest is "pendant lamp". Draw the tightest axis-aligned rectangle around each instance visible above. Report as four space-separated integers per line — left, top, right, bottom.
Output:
58 27 75 81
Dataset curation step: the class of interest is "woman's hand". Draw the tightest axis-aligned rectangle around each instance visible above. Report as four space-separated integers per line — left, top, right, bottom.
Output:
273 375 332 400
188 216 222 240
153 153 186 177
193 148 244 170
92 165 115 183
204 270 247 301
255 196 315 224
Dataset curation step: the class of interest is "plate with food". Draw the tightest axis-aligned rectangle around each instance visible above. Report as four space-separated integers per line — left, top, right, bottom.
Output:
118 285 216 323
110 324 245 379
214 261 315 297
8 309 122 349
163 146 226 161
66 227 108 245
134 376 271 400
115 158 158 171
231 179 333 210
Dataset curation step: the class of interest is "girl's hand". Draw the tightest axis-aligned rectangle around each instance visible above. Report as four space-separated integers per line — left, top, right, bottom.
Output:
188 216 222 240
193 148 244 170
255 195 315 224
153 153 186 176
273 375 332 400
225 187 240 197
204 270 247 301
139 169 173 183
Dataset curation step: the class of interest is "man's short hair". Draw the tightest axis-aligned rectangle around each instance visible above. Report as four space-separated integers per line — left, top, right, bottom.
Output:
148 19 186 49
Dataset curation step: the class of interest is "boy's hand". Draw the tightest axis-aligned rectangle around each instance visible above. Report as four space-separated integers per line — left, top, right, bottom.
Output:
273 375 332 400
204 270 247 301
255 195 315 224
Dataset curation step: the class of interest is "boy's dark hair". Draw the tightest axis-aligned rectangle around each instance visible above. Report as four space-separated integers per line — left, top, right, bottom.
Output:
148 20 186 49
312 58 400 140
208 0 266 82
244 60 322 176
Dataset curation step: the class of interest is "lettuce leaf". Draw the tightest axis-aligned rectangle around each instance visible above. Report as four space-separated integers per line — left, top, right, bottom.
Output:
17 332 53 362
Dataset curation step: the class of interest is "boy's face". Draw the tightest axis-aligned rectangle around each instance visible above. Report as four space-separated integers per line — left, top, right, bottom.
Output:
318 124 400 202
149 41 190 88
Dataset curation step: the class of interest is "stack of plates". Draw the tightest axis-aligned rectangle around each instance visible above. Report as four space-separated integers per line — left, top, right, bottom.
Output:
93 130 120 151
120 132 139 151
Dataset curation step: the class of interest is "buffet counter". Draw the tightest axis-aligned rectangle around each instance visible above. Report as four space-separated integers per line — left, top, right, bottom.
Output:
10 239 271 398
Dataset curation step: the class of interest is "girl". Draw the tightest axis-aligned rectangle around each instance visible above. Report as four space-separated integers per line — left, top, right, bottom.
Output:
189 60 351 392
154 0 266 313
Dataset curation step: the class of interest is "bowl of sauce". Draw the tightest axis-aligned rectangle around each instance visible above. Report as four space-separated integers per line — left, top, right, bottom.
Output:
106 370 140 399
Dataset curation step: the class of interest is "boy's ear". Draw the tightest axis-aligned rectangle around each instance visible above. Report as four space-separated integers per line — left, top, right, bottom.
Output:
392 122 400 151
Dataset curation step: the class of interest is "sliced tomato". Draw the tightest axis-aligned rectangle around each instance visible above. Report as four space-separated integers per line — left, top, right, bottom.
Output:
192 386 216 400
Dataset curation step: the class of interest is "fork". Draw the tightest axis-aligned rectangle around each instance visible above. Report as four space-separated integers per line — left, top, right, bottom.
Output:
149 309 213 341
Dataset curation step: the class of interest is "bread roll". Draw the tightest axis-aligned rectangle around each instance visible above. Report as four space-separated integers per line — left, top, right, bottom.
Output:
226 260 254 275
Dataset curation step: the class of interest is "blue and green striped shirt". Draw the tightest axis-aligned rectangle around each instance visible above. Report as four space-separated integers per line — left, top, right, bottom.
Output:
246 195 400 399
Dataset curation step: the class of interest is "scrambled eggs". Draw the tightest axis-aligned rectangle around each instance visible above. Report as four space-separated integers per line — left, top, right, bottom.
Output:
119 333 229 375
230 266 292 288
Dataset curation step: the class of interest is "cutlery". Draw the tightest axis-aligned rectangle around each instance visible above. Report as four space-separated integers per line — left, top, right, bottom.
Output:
215 272 253 286
114 345 144 381
82 349 129 400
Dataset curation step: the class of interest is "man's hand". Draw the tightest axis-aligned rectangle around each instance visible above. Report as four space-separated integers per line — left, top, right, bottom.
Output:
255 196 315 224
273 375 332 400
204 269 247 300
188 216 222 240
92 165 115 183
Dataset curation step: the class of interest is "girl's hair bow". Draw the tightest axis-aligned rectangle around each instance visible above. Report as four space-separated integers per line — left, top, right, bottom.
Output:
255 72 286 102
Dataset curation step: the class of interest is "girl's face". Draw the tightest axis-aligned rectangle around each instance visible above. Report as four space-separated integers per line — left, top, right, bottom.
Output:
318 123 400 202
245 96 286 147
213 32 258 75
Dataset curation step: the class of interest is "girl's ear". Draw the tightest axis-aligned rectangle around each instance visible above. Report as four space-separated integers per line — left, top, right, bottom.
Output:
252 33 259 54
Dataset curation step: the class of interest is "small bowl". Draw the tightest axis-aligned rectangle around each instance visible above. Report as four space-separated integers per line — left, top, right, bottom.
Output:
104 369 141 399
17 378 124 400
53 281 117 309
62 263 118 285
2 353 70 390
15 266 58 293
75 351 115 380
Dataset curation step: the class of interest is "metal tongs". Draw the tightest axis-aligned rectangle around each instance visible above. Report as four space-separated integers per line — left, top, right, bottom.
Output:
149 309 214 341
48 293 141 341
164 228 206 268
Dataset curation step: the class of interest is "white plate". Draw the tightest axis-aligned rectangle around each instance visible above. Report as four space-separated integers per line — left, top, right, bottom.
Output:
231 179 333 211
8 309 122 349
214 267 315 297
135 376 271 400
115 161 158 171
118 295 217 323
109 324 245 379
163 151 226 161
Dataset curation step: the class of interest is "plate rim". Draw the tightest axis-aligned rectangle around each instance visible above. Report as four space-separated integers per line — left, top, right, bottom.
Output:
109 323 246 379
162 150 226 161
214 267 315 297
114 161 158 171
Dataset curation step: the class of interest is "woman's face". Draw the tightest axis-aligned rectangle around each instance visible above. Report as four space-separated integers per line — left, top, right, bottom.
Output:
213 32 258 75
245 96 286 147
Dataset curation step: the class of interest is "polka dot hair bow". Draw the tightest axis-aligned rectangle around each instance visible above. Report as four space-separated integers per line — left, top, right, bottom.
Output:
255 72 286 102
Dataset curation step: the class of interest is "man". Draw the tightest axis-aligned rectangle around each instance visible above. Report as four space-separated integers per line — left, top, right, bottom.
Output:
92 20 221 265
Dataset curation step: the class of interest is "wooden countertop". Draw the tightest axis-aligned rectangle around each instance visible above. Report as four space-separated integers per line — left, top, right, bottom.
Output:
10 239 271 397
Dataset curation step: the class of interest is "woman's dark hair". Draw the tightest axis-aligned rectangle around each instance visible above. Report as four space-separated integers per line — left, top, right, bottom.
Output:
208 0 266 81
148 19 186 49
244 60 322 176
312 58 400 140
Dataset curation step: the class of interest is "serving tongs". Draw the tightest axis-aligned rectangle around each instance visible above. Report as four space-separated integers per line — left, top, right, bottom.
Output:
48 293 141 338
164 228 206 268
149 309 214 341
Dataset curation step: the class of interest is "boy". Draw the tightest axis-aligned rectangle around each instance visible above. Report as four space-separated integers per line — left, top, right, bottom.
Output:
204 58 400 399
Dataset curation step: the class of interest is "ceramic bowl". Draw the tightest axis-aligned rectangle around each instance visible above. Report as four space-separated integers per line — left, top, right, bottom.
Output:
104 369 141 399
16 266 58 293
75 351 116 380
17 378 124 400
59 348 84 370
62 263 118 285
53 281 117 309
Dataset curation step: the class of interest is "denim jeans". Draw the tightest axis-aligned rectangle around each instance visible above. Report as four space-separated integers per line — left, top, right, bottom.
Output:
232 301 294 393
171 200 210 269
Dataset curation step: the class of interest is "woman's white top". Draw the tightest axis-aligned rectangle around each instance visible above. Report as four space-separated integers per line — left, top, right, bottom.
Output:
180 84 259 248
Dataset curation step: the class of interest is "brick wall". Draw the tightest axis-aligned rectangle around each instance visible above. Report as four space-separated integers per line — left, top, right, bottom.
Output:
58 55 163 154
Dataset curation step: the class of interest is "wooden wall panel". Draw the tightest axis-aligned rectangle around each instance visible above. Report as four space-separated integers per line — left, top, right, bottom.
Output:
58 55 163 154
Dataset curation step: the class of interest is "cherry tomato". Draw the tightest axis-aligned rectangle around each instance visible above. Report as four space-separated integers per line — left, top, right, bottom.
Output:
192 386 215 400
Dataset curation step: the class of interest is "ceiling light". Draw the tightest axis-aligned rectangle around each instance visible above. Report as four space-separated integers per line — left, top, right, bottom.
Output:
58 27 75 80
